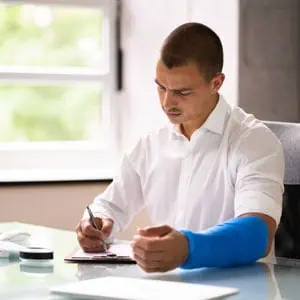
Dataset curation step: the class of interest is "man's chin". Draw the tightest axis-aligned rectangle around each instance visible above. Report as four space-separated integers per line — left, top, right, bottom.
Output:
167 117 181 124
166 114 183 124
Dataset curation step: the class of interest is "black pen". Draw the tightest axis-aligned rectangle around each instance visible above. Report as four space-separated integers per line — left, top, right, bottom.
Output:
86 206 108 252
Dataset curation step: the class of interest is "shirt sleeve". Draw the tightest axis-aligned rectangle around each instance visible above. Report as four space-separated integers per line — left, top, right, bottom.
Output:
233 126 285 225
83 143 145 236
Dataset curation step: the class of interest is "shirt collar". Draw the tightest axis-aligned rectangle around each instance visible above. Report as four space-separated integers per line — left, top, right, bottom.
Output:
170 94 231 137
201 94 230 135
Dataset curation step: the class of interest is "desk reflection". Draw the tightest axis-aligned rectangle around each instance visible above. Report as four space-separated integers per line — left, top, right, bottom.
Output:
273 264 300 300
148 263 281 300
76 263 141 281
74 260 300 300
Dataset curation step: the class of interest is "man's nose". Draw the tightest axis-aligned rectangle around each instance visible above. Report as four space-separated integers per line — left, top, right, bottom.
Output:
163 91 177 109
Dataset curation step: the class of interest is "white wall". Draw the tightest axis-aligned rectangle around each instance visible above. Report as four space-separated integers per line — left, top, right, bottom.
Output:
120 0 187 149
188 0 239 110
120 0 239 150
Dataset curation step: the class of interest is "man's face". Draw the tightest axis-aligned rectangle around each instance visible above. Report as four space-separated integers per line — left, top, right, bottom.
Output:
155 60 223 125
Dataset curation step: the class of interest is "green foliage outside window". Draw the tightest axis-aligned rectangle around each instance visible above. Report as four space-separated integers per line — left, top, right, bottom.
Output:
0 4 103 142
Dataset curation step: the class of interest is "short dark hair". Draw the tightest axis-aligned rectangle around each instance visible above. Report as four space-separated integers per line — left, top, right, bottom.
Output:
161 22 223 82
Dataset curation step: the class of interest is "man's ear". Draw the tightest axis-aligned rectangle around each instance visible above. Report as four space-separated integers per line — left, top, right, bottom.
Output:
211 73 225 94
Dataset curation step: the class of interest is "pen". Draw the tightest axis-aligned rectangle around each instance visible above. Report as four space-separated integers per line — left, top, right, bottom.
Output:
86 206 108 252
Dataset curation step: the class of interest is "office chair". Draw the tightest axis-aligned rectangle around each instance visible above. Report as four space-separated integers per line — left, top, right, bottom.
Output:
264 121 300 259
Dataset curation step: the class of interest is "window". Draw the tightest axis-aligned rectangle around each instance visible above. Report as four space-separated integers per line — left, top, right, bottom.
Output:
0 0 118 182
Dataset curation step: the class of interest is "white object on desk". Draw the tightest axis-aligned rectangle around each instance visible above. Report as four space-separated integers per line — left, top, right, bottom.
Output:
0 230 31 258
0 230 31 244
0 251 9 258
51 276 239 300
0 241 25 257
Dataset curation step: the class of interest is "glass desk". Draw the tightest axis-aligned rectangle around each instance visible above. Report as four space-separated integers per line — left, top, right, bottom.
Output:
1 222 300 299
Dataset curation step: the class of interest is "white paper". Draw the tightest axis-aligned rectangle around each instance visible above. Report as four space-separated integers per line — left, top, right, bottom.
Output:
51 276 239 300
73 243 132 258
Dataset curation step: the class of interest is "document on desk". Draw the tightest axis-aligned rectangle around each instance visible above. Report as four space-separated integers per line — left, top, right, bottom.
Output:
65 242 136 264
51 276 239 300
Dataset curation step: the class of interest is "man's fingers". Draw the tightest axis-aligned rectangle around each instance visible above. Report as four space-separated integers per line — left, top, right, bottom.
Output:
101 219 113 237
138 225 172 237
82 240 110 253
77 224 110 252
82 245 105 253
81 219 104 239
133 254 162 268
132 245 164 262
133 246 175 273
134 253 162 270
77 230 105 251
94 217 103 229
81 240 105 253
135 257 169 273
76 217 113 252
133 235 164 252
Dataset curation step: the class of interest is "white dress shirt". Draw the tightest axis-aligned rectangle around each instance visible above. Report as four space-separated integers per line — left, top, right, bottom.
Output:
88 95 284 237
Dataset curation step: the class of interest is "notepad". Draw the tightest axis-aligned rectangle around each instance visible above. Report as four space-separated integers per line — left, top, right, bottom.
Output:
65 242 136 264
51 276 239 300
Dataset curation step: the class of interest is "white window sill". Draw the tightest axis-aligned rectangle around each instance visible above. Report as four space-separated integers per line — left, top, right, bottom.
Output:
0 141 117 183
0 168 114 183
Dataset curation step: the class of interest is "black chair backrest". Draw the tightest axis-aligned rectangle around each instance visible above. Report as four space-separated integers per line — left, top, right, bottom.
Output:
264 121 300 258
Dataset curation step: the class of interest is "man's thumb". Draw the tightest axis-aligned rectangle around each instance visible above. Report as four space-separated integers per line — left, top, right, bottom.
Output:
138 225 172 237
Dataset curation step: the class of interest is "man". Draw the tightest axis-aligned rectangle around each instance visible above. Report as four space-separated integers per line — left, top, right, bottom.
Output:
76 22 284 273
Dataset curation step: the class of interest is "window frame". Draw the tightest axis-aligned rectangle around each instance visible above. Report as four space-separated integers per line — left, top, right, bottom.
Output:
0 0 119 182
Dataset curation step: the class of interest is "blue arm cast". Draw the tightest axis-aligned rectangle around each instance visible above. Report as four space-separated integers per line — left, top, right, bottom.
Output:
180 216 269 269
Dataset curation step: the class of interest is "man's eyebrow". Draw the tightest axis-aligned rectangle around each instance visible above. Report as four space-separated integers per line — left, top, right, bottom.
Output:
154 79 193 91
154 79 165 88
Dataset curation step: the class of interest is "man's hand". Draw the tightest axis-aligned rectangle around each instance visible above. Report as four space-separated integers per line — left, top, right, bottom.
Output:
131 225 189 273
76 217 114 253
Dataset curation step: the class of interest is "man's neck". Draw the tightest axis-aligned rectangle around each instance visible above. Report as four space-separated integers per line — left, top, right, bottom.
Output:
180 94 219 140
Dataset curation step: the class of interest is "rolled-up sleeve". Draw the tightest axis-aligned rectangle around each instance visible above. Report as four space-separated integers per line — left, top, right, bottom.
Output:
234 126 285 225
83 141 145 235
